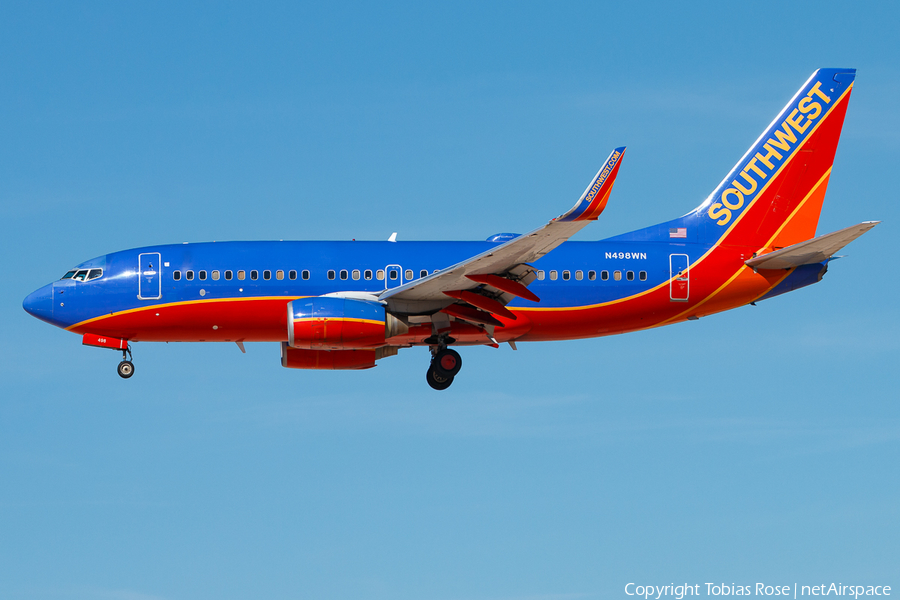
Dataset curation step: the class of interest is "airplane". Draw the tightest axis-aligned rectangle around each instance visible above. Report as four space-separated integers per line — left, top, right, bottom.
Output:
23 68 878 390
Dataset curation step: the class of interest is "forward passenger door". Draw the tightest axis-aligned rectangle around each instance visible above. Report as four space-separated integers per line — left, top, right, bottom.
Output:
138 252 162 300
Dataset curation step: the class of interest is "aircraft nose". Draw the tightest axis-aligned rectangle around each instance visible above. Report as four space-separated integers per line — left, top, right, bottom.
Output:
23 284 54 322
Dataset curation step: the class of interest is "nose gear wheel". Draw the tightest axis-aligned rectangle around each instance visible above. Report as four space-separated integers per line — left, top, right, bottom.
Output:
117 360 135 378
117 345 135 379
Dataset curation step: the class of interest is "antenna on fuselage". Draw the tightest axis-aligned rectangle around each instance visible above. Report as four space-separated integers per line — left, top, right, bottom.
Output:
388 232 397 242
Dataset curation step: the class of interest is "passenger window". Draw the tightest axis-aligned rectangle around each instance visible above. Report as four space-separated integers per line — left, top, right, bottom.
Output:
340 269 348 280
588 270 596 281
87 269 102 280
61 270 78 280
225 270 233 280
389 270 398 280
626 271 634 281
420 269 428 278
328 270 336 280
289 270 297 280
199 270 207 281
614 270 622 281
639 271 647 281
251 270 258 280
601 270 609 281
376 270 385 280
549 270 558 281
173 271 182 281
364 270 373 280
263 270 271 280
562 270 570 281
74 270 89 281
276 270 284 280
187 270 195 280
352 269 360 280
211 270 220 280
575 270 583 281
237 270 245 280
302 270 310 280
537 270 545 280
405 269 413 280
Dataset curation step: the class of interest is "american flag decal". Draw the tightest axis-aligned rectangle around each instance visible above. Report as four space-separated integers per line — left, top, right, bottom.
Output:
669 228 687 238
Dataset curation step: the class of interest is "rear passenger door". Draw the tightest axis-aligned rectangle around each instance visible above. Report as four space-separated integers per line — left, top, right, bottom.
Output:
669 254 689 302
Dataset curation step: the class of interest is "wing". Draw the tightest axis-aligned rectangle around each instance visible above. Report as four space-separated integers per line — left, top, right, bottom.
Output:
381 147 626 315
746 221 879 270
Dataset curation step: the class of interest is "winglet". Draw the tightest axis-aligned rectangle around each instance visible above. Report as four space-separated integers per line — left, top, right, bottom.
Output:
558 146 626 222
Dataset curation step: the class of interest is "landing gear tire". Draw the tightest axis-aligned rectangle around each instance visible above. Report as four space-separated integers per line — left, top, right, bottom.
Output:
426 366 454 390
433 348 462 377
117 360 135 379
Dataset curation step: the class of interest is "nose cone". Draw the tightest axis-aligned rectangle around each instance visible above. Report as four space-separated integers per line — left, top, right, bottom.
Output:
23 284 54 323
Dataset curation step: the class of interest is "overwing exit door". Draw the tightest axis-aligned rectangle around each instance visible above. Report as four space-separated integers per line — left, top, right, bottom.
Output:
669 254 689 302
138 252 162 300
385 264 403 289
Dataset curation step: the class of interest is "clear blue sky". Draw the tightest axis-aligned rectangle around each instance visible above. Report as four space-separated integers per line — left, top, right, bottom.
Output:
2 2 898 599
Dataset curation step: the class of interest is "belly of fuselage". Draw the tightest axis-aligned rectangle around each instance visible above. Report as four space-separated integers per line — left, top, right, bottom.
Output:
70 296 293 343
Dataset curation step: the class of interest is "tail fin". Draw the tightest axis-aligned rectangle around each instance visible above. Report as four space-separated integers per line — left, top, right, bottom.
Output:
699 68 856 248
609 69 856 248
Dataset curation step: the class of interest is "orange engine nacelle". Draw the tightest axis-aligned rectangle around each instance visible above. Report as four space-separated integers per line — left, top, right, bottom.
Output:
287 297 407 350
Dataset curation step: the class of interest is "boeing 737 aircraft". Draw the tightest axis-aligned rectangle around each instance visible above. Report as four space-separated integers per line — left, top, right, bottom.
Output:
23 68 877 389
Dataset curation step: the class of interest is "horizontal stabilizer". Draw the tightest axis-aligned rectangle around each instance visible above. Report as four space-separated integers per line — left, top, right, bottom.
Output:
746 221 879 270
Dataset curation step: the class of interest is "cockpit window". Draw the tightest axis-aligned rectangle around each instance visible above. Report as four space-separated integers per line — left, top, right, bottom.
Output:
62 268 103 281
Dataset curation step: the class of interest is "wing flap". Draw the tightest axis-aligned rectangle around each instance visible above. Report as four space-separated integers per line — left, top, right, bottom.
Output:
466 274 540 302
440 304 503 327
444 290 517 320
746 221 879 270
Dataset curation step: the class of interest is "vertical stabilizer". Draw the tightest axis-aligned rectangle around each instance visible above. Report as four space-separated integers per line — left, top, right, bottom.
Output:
698 68 856 248
608 69 856 249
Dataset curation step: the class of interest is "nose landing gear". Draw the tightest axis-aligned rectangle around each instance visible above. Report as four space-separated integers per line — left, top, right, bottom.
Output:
117 346 135 379
426 346 462 390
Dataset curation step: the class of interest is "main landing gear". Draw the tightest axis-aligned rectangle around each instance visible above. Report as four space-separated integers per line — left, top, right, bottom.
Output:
117 346 135 379
426 345 462 391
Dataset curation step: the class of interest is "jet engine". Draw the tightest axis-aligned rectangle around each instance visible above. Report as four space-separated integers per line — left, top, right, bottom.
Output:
286 297 408 350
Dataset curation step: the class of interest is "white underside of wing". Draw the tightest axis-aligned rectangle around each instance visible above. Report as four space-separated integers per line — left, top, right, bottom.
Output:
379 219 585 306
